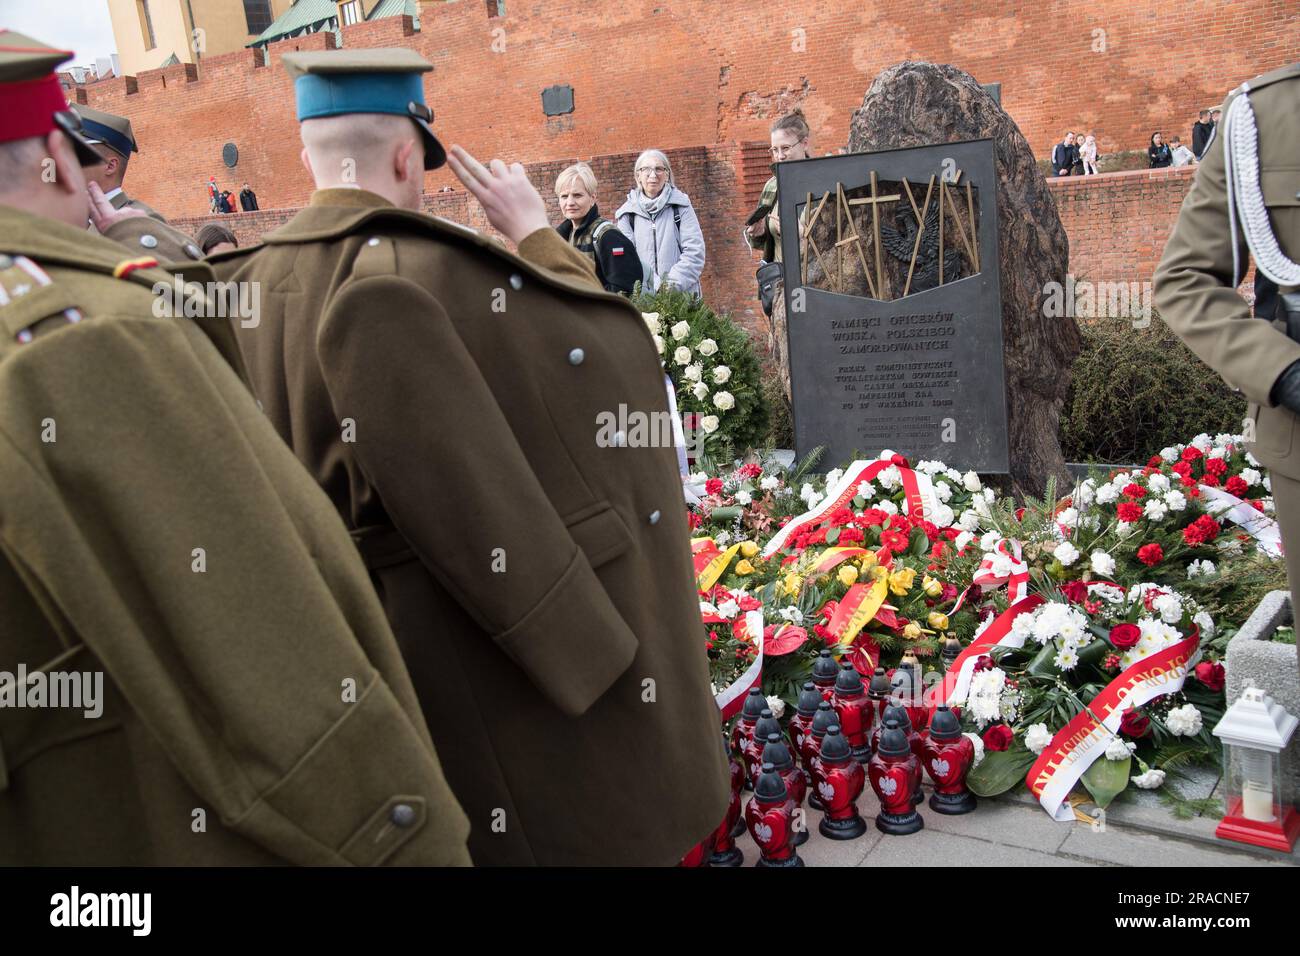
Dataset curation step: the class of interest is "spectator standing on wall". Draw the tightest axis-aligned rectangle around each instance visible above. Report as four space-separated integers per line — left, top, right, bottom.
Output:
239 181 259 211
553 162 643 295
745 108 812 263
1169 135 1197 167
1191 109 1213 158
615 149 705 296
1078 133 1099 175
1148 132 1173 168
206 176 220 212
1051 131 1077 176
219 190 236 213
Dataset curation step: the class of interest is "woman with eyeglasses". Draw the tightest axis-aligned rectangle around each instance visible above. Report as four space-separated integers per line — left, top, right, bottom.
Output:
615 149 706 296
746 109 812 263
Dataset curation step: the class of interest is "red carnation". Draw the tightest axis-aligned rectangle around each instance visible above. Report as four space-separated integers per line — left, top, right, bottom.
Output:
1172 460 1193 477
687 511 702 530
1147 455 1163 468
1225 475 1249 496
1137 543 1164 566
1109 622 1141 649
1202 472 1220 487
1181 446 1203 462
860 508 888 527
1123 483 1147 499
1117 501 1143 522
943 527 960 540
830 507 855 527
839 527 865 544
1195 661 1226 692
1119 708 1151 738
1205 457 1228 476
888 514 910 532
738 463 763 479
1249 499 1266 513
705 478 723 496
1060 580 1089 604
982 725 1014 751
807 527 828 546
737 593 762 612
881 529 909 553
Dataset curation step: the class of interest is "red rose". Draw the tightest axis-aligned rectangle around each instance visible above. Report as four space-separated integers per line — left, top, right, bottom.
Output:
1123 483 1147 499
1117 501 1143 522
1225 475 1249 496
982 725 1014 751
974 654 996 672
1137 543 1164 566
1109 622 1141 649
1205 457 1228 476
1119 708 1150 738
1181 446 1203 462
1195 661 1226 692
705 478 723 496
1060 580 1089 604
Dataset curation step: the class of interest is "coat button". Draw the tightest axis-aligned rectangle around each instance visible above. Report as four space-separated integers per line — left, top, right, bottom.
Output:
184 244 202 260
390 803 417 828
367 237 381 247
568 347 585 365
139 234 158 248
648 509 661 525
509 273 523 290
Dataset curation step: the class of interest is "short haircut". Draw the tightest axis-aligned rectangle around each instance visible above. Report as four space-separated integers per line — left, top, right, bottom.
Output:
771 108 810 141
0 136 48 184
1171 135 1182 144
555 162 597 196
195 222 238 253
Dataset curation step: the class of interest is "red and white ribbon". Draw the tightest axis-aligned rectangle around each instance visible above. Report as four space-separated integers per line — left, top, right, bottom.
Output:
972 538 1030 604
931 593 1045 708
715 609 766 721
761 457 929 558
1198 484 1283 557
1026 630 1201 821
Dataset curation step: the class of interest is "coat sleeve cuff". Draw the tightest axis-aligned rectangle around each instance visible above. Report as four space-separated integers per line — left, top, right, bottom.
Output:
495 548 639 717
516 227 600 287
235 673 472 866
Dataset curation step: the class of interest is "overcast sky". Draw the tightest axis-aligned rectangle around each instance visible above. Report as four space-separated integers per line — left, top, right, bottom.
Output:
3 0 119 68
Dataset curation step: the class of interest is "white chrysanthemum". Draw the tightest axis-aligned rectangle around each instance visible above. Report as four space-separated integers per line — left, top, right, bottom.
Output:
1147 473 1170 493
692 381 710 400
1132 769 1166 790
965 732 986 767
760 474 780 491
1011 611 1035 640
697 337 718 356
877 466 902 490
933 480 953 503
876 499 898 516
1241 468 1262 487
999 693 1020 721
856 481 876 500
966 668 1007 726
1105 738 1136 761
684 363 702 382
824 468 844 488
1054 647 1079 670
1159 446 1180 462
963 470 982 492
712 365 732 384
1056 507 1079 529
1091 550 1116 576
735 489 752 506
1166 703 1203 737
1095 483 1120 504
1193 610 1216 639
700 414 720 434
670 320 691 341
713 391 735 411
1025 723 1053 755
1054 541 1080 566
1144 499 1169 521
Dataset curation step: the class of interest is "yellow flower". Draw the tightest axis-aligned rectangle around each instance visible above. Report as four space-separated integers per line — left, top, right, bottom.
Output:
871 564 891 582
888 567 916 596
782 573 802 597
837 564 858 587
739 540 759 558
859 551 878 571
735 559 755 576
902 622 923 640
922 574 944 597
927 611 950 631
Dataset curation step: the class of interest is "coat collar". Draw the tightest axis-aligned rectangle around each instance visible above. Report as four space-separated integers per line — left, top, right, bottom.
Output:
0 204 167 280
556 203 601 241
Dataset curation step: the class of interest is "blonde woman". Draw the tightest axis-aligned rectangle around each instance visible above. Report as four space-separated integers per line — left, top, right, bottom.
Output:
553 162 643 295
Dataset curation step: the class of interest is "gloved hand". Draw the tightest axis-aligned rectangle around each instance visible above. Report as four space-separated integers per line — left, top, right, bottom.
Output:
1270 358 1300 415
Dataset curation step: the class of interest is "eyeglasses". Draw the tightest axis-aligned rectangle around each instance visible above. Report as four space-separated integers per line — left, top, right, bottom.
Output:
770 143 804 157
637 166 669 176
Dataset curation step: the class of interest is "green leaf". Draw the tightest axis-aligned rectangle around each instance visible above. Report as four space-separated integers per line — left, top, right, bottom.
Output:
852 496 866 511
711 506 742 522
1025 642 1061 678
1081 755 1130 809
825 527 841 546
910 529 928 557
966 745 1036 797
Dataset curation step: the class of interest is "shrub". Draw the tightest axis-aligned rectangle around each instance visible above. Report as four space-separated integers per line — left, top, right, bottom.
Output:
1059 316 1246 464
631 286 770 456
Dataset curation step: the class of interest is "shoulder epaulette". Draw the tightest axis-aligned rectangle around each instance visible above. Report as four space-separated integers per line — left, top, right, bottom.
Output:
1246 61 1300 94
0 255 83 345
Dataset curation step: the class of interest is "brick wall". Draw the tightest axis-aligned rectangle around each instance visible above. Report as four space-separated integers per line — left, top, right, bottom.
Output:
79 1 1298 223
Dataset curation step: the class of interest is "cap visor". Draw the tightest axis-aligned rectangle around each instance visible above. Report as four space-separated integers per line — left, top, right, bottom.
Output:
414 117 446 170
53 112 105 168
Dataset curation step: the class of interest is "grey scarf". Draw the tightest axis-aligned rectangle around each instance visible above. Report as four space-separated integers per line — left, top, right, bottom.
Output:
634 185 672 222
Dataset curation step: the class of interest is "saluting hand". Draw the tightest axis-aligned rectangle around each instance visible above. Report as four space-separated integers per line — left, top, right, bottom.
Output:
446 145 551 246
87 181 145 232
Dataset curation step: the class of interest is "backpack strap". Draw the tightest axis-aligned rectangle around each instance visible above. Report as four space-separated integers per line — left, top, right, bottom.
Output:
591 219 615 243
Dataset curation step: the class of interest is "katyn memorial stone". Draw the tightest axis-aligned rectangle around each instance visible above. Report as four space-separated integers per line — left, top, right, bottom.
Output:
777 138 1008 474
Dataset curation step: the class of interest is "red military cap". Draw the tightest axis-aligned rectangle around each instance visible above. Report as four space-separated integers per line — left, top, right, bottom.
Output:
0 29 103 166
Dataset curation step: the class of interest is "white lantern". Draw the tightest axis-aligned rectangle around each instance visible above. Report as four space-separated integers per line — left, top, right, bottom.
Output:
1211 686 1299 851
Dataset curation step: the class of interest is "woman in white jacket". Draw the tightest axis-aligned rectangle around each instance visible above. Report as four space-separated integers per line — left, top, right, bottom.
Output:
615 149 706 296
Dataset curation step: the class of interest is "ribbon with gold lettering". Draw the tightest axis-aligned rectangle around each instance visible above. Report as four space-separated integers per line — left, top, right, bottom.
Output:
761 457 930 558
692 537 742 592
1025 629 1201 821
715 609 766 721
824 577 890 646
806 546 869 576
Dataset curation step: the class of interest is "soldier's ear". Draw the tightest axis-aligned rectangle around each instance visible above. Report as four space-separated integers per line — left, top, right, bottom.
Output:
394 137 417 183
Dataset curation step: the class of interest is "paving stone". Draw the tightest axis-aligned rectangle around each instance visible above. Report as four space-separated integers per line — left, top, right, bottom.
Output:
862 826 1093 867
920 795 1073 854
1057 825 1293 867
